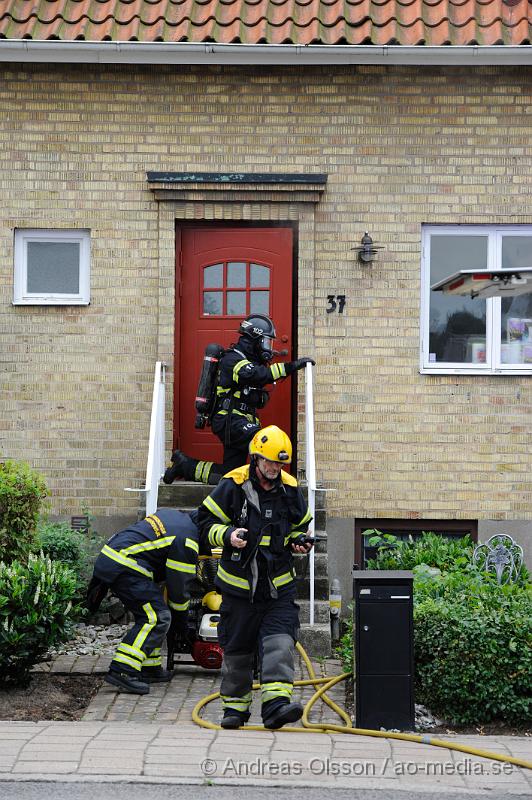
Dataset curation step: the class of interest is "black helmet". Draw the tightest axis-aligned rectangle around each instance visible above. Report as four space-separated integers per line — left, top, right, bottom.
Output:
239 315 276 363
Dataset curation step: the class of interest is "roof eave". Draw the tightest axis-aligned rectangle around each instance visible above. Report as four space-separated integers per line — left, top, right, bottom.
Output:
0 41 531 66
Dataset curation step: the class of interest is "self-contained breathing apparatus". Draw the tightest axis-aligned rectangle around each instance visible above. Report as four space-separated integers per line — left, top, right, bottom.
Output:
193 326 287 430
194 343 225 429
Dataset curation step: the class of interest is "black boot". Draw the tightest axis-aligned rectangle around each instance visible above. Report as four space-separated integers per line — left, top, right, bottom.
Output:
163 450 192 484
263 701 303 730
220 709 251 730
141 666 175 683
105 669 150 695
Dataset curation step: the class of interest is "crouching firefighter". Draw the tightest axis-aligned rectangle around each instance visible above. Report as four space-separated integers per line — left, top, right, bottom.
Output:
197 425 314 729
86 508 205 695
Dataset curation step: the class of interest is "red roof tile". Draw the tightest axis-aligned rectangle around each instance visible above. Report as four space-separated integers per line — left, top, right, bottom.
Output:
0 0 530 46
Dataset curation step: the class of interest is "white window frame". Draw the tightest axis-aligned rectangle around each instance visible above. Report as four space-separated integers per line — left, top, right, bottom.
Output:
420 224 532 375
13 228 90 306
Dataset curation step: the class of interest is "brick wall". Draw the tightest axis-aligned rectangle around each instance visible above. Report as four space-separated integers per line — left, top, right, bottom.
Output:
0 62 531 523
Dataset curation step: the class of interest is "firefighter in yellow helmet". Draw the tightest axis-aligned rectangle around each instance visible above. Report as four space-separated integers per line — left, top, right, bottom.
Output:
197 425 314 729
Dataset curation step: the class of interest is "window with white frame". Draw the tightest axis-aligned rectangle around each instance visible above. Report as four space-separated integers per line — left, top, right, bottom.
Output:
14 229 90 305
421 225 532 374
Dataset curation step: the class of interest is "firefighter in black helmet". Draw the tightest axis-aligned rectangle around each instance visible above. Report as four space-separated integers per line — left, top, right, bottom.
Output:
163 314 314 485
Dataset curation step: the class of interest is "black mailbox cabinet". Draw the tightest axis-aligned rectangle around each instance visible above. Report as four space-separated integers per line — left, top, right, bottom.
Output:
353 570 414 731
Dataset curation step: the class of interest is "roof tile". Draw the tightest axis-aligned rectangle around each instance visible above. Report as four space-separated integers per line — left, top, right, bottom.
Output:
0 0 530 46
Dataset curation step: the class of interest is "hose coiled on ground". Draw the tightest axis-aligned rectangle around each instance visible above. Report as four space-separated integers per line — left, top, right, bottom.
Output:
192 641 532 770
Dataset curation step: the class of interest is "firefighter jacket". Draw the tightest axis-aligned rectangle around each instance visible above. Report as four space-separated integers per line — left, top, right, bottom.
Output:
93 508 199 613
213 337 288 422
197 465 312 601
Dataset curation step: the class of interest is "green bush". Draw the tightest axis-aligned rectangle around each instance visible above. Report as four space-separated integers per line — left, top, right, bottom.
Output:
338 533 532 726
0 553 78 687
35 520 86 576
414 573 531 725
0 460 48 562
364 530 475 572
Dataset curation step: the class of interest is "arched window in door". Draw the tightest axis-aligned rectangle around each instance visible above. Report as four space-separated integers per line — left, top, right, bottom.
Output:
202 261 270 317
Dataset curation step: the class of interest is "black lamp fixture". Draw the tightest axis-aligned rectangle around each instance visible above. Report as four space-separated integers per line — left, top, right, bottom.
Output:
352 231 384 264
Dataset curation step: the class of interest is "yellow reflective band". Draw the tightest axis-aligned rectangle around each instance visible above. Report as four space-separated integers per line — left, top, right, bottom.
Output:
185 538 199 553
131 602 157 653
145 514 166 537
142 656 163 667
271 363 286 380
217 387 230 396
167 559 196 574
259 535 271 545
116 642 144 660
203 495 231 523
209 523 228 547
272 572 293 588
232 409 257 421
261 688 292 702
261 682 292 692
169 599 190 611
122 536 175 556
233 359 250 383
293 508 312 528
217 565 250 590
101 545 153 578
149 648 161 657
195 460 213 482
112 653 142 671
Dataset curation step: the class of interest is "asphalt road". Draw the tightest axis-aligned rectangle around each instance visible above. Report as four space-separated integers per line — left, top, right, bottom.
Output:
0 783 530 800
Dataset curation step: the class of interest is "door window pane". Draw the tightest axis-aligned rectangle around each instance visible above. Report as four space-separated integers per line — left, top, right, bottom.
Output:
250 290 270 315
203 292 223 315
250 263 270 288
203 263 223 288
227 291 246 315
227 262 246 288
429 235 488 363
27 242 80 293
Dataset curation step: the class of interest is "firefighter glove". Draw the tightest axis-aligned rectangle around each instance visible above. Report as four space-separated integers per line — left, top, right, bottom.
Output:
285 357 315 375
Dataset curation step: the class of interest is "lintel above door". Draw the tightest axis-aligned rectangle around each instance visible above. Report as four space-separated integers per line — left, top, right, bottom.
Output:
146 171 327 203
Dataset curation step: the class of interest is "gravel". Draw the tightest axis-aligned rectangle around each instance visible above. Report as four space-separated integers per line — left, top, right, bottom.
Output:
46 623 129 658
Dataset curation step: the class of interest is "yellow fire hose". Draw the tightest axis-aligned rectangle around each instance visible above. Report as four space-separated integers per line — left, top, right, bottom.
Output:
192 641 532 771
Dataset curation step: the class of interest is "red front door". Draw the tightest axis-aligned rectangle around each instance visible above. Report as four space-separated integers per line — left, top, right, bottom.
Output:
175 226 294 464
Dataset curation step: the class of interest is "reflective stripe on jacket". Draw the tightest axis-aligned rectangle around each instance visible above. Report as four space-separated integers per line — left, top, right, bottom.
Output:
197 465 312 600
93 508 199 612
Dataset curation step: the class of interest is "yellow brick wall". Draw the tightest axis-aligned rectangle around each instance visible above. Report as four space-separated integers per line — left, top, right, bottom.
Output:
0 62 531 522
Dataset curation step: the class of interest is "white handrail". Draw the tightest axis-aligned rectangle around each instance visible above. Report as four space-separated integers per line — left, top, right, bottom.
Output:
145 362 167 515
125 361 166 516
304 362 316 626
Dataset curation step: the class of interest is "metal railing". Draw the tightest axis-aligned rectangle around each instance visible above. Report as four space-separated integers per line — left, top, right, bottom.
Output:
305 362 317 626
125 361 166 516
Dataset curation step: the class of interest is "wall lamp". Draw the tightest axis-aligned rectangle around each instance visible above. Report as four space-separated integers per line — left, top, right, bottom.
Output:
352 232 384 265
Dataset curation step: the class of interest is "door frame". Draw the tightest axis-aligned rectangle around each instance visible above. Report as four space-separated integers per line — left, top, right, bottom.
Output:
174 220 300 465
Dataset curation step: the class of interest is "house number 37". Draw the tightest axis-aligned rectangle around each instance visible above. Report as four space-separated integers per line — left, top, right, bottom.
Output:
326 294 346 314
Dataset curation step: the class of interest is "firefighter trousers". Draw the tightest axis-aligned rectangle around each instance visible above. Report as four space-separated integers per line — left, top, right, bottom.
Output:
108 571 172 675
217 592 300 721
185 412 260 485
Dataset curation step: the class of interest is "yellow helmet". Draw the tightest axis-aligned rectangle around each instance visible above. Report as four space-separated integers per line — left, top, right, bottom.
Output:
249 425 292 464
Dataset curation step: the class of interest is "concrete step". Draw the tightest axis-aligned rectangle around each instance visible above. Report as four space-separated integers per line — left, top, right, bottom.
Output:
294 552 328 578
298 623 332 658
296 576 329 600
297 599 330 624
156 482 327 529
